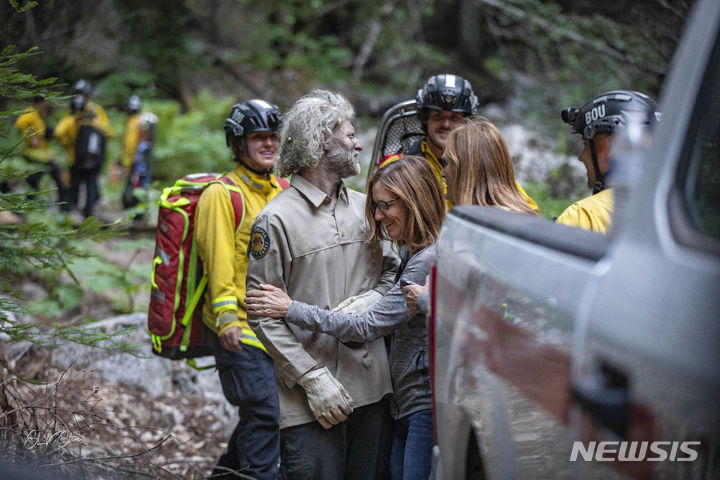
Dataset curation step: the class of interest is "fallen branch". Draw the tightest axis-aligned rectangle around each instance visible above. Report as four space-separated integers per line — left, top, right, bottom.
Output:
38 433 174 467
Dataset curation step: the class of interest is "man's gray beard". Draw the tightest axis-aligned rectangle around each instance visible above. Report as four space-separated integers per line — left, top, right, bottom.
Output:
326 143 360 178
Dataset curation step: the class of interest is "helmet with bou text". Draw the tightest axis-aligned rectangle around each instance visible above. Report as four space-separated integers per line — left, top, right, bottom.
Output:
561 90 659 194
416 74 478 119
127 95 142 113
224 99 283 146
561 90 659 140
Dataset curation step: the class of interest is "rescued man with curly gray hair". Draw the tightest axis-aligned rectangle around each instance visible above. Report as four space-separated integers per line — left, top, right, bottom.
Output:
246 89 399 479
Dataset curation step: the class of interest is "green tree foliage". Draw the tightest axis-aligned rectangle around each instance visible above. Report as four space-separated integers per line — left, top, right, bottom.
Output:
0 44 134 349
0 0 453 109
1 0 696 210
0 0 693 123
458 0 692 128
112 0 214 100
149 91 235 181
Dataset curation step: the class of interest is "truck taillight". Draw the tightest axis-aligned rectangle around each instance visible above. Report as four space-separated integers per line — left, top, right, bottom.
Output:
428 262 438 444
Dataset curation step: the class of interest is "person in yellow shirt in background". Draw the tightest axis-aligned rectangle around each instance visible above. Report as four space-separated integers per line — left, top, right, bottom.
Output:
72 79 112 136
54 89 113 218
13 95 66 202
117 95 147 213
556 90 659 233
122 111 158 218
113 95 142 189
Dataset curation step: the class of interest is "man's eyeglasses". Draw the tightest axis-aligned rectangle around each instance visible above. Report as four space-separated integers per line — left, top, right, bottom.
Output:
371 198 398 212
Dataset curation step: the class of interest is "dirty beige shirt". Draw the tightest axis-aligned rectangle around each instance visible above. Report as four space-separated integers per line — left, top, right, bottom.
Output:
246 175 398 428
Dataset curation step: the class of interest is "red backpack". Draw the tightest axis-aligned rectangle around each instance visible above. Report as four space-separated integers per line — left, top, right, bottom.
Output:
148 173 244 360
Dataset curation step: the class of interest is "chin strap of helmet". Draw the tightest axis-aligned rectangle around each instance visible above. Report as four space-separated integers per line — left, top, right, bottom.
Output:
589 139 606 194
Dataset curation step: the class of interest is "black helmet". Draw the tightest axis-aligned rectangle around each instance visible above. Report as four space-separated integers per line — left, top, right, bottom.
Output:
74 79 92 96
562 90 659 194
561 90 659 140
224 99 283 143
416 74 478 117
126 95 142 113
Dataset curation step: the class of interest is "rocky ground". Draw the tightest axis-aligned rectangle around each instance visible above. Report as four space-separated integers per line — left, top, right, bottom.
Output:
1 310 236 479
0 233 237 479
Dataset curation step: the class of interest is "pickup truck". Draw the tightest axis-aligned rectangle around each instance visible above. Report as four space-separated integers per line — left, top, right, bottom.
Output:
428 0 720 478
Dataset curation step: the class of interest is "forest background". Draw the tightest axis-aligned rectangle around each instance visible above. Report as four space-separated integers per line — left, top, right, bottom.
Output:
0 0 696 477
2 0 692 183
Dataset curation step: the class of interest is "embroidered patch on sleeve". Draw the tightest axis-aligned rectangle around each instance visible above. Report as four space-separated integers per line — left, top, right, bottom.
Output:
250 225 271 259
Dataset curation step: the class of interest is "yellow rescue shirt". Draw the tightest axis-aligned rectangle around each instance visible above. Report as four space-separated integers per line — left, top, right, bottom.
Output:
87 101 113 138
14 107 53 163
53 115 77 161
121 114 141 170
195 163 287 351
555 188 614 234
53 103 114 166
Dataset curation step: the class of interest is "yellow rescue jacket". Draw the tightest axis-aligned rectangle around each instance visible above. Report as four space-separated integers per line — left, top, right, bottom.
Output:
54 102 113 165
14 107 53 164
555 188 614 234
195 163 287 351
121 114 141 170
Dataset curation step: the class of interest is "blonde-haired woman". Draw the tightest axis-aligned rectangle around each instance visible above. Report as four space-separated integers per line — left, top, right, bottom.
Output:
246 156 445 480
442 118 538 214
404 119 538 316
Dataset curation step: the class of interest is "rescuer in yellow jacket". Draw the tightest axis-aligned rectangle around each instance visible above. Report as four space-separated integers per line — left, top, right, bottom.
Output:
555 188 614 234
13 95 66 200
556 90 659 233
113 95 142 188
55 80 113 165
118 96 147 210
72 79 113 138
194 99 286 480
53 93 113 217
